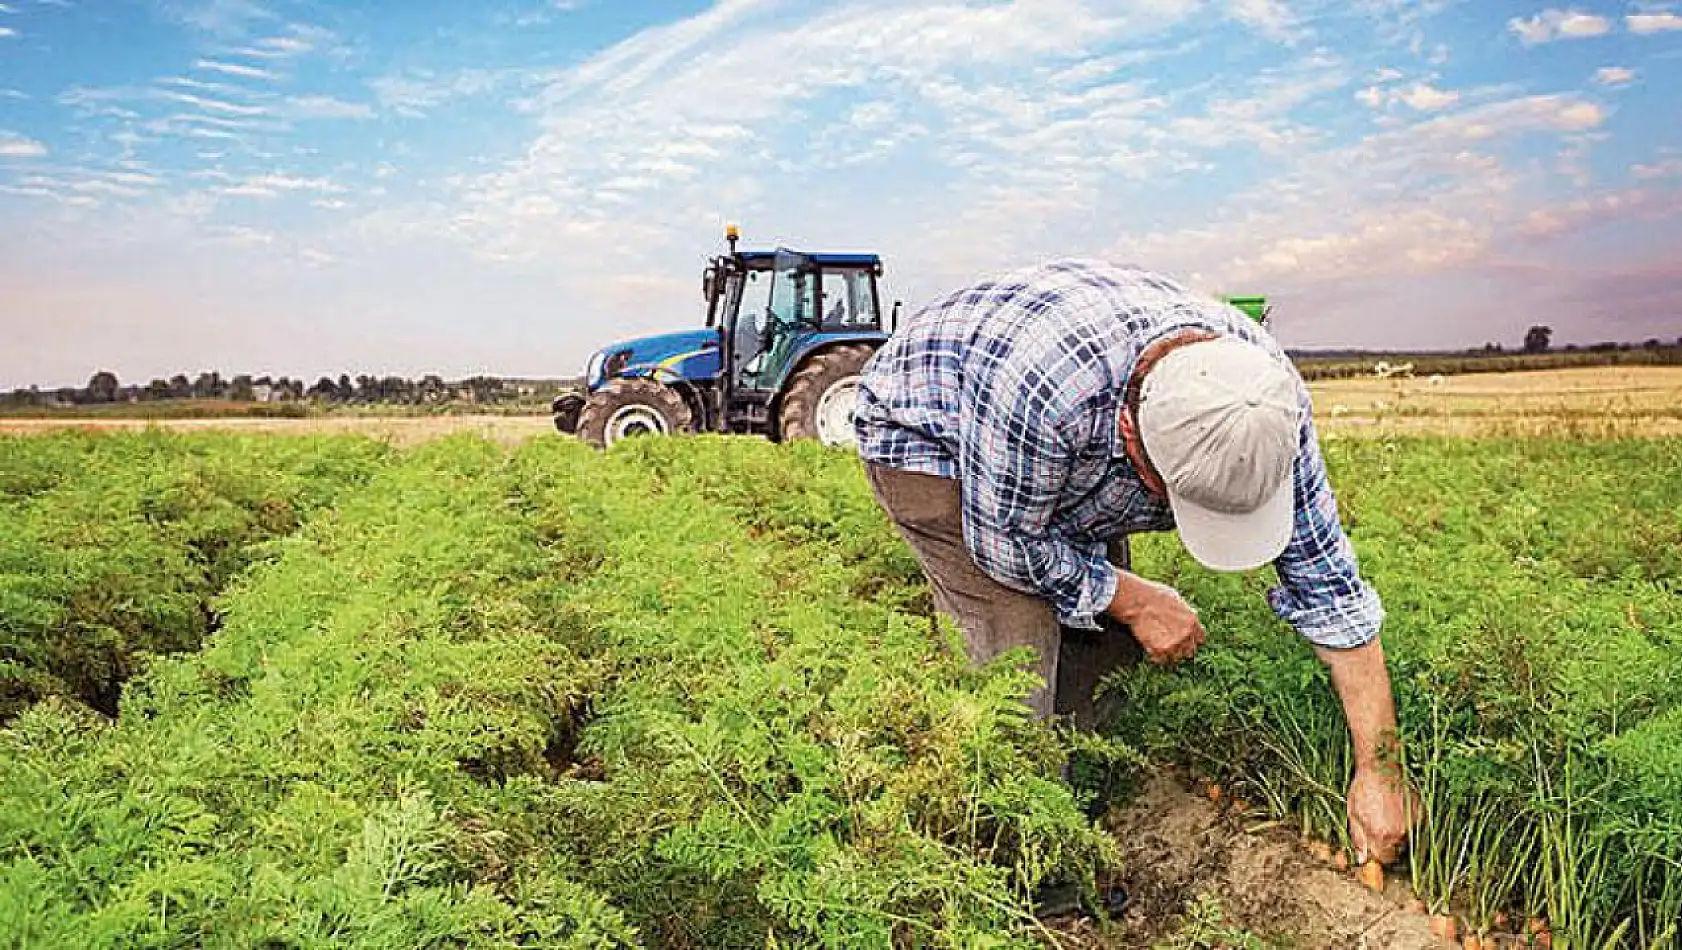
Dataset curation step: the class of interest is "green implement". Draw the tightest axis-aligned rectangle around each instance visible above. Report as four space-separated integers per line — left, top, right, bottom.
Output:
1221 295 1271 327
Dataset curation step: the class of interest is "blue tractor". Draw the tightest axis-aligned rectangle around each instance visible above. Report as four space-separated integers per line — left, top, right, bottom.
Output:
553 226 899 449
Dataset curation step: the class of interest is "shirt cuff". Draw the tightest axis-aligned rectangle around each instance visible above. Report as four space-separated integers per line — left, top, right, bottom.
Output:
1267 582 1385 649
1058 555 1118 631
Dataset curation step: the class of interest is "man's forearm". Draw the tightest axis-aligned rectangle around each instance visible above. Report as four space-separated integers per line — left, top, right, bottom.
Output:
1314 638 1401 774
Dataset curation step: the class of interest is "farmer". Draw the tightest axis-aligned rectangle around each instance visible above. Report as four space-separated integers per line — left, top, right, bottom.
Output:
852 258 1414 868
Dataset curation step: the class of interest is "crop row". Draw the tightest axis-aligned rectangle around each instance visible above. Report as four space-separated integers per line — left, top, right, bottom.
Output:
1110 437 1682 947
0 431 393 721
0 434 1110 948
3 430 1676 948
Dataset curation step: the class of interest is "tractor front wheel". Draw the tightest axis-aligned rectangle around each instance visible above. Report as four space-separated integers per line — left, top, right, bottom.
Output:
778 344 876 447
551 392 585 434
576 378 693 449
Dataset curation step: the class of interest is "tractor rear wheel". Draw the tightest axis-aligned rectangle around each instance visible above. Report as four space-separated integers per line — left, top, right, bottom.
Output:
576 378 693 449
778 344 876 447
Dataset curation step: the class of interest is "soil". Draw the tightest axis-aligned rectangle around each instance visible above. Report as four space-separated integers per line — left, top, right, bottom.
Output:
1060 774 1442 949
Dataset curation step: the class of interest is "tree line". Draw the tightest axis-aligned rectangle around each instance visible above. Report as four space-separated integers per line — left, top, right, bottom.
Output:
2 371 574 409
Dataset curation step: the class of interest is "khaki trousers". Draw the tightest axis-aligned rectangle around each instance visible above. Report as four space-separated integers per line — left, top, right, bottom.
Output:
864 461 1141 730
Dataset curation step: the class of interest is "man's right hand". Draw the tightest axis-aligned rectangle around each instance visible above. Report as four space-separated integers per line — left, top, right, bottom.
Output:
1107 573 1207 664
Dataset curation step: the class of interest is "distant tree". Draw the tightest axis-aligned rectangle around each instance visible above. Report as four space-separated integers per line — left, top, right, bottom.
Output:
337 374 353 399
419 374 446 403
230 375 255 401
192 372 223 398
87 371 120 404
310 377 339 399
145 379 173 400
1523 325 1552 354
169 374 191 398
1644 338 1663 350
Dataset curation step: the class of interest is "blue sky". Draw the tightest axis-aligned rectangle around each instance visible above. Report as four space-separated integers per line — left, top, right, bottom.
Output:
2 0 1680 388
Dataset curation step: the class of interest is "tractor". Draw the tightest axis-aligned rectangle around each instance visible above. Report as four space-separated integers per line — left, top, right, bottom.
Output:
553 226 897 449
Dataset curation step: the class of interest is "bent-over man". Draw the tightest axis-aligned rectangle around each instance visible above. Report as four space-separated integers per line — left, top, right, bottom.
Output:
852 258 1413 866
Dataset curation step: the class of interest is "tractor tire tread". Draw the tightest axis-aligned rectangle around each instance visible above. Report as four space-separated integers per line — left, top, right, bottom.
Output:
778 344 877 444
576 377 693 449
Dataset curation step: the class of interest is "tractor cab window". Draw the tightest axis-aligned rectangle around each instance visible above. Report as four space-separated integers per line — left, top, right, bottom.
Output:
732 253 815 386
820 269 879 330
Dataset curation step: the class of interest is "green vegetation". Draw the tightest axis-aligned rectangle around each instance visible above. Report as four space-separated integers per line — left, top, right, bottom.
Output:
0 430 1677 947
0 431 392 719
1112 436 1682 947
0 434 1110 948
1291 343 1682 380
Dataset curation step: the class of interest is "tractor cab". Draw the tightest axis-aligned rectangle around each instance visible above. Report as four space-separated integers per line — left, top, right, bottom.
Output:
555 227 896 449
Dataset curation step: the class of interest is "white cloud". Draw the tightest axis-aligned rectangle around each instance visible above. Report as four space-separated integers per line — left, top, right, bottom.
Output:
1633 156 1682 180
217 173 345 199
1396 83 1460 111
0 26 16 38
1627 12 1682 32
1593 66 1636 87
0 132 47 158
160 90 268 116
195 58 278 81
284 95 373 120
1226 0 1302 41
1357 80 1461 112
229 24 337 60
370 69 515 117
1508 9 1611 44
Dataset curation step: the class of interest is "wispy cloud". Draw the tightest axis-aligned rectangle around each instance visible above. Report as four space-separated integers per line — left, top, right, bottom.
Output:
194 58 278 81
0 132 47 158
1358 79 1461 111
160 89 268 116
0 26 17 38
1593 65 1637 86
216 172 345 199
227 24 336 60
1509 8 1612 44
282 95 372 120
1225 0 1303 42
1627 11 1682 33
161 0 277 38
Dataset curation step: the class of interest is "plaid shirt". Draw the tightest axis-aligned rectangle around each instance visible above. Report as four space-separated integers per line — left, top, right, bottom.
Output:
853 259 1383 650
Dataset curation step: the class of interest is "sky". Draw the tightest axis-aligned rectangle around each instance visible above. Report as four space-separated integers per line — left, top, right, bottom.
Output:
1 0 1680 389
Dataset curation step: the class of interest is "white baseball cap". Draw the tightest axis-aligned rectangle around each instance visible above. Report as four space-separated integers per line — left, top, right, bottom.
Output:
1136 336 1305 572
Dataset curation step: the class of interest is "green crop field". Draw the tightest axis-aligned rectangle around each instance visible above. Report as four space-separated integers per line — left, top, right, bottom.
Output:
1 430 1678 949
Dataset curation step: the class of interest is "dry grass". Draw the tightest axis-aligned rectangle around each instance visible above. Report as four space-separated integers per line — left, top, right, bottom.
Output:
3 366 1679 444
1311 365 1682 438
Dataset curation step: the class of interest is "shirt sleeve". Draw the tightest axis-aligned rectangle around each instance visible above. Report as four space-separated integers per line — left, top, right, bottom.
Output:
953 350 1118 631
1267 397 1385 649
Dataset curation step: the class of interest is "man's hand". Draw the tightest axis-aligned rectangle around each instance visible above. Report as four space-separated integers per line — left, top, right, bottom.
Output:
1347 765 1420 865
1106 572 1206 664
1316 638 1420 865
